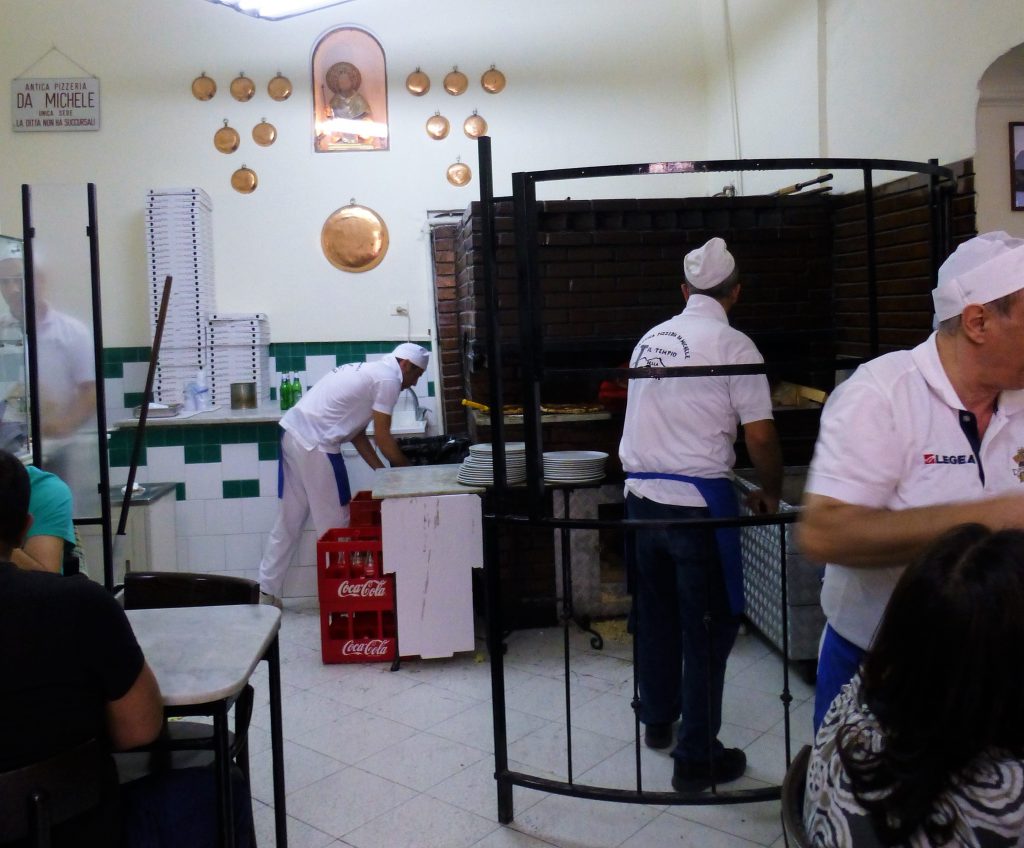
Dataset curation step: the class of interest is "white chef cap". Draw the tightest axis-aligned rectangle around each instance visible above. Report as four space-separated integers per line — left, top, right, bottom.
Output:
933 231 1024 323
392 342 429 369
683 237 736 290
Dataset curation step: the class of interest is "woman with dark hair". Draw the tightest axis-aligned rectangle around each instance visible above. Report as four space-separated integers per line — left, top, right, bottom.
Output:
803 524 1024 846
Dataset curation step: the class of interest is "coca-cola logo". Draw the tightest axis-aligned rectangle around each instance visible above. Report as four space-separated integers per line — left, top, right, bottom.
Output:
341 638 392 657
336 579 388 599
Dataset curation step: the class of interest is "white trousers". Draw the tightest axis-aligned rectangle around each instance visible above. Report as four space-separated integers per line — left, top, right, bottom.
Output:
259 430 350 597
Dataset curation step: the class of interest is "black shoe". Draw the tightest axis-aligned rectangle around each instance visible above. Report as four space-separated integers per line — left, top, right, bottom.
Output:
671 747 747 792
643 722 673 750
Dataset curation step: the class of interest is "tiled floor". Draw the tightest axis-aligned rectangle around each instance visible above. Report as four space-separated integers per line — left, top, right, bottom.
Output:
244 604 815 848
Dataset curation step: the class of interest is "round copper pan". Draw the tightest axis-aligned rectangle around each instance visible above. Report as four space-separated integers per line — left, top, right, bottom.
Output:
463 111 487 138
426 112 450 140
446 161 472 187
443 67 468 95
321 203 389 273
252 119 277 147
267 72 292 101
230 72 255 102
406 68 430 96
214 120 240 153
191 72 217 101
481 66 506 94
231 165 258 194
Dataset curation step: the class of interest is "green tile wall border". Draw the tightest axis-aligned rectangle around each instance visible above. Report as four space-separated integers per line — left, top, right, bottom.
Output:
175 483 186 501
223 479 260 498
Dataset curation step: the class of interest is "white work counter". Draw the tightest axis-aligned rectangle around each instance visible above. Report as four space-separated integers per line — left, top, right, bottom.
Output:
373 464 483 659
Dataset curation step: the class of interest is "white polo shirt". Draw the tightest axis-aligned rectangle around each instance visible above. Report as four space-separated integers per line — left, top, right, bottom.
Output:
619 294 774 507
281 357 402 453
806 332 1024 649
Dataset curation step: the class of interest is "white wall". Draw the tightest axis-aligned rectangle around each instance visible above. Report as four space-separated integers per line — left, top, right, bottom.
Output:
0 0 705 347
823 0 1024 191
976 44 1024 237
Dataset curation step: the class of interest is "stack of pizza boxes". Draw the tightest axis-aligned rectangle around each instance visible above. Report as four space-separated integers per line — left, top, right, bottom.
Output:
316 492 397 664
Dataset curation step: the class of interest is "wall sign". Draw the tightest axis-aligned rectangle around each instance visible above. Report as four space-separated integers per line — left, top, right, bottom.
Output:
11 77 100 132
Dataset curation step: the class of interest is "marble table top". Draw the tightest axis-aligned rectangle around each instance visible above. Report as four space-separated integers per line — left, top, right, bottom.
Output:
372 463 486 499
126 604 281 706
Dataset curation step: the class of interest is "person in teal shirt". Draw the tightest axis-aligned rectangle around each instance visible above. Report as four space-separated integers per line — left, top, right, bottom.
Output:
11 465 75 573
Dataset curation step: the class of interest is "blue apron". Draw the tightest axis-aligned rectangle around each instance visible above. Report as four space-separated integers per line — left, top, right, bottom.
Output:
276 427 352 506
627 472 744 615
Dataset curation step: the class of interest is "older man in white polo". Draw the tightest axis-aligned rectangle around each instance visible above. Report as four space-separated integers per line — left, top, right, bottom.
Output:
259 343 429 606
799 231 1024 730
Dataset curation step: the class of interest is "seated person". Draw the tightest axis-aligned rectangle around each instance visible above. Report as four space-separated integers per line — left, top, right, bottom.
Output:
803 524 1024 846
0 451 254 847
9 465 76 573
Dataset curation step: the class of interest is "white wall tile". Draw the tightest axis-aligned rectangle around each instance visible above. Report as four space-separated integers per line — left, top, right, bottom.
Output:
123 362 149 394
184 461 223 500
225 532 264 571
258 460 278 497
242 496 279 533
221 443 259 478
305 355 336 387
282 563 317 597
145 445 184 483
205 498 244 535
188 535 226 571
175 500 206 536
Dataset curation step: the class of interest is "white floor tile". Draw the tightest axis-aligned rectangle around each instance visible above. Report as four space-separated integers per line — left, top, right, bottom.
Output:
286 766 417 837
622 810 766 847
365 680 480 730
506 722 630 781
356 729 489 792
510 792 659 848
289 711 418 765
344 793 498 848
249 739 344 804
259 609 802 848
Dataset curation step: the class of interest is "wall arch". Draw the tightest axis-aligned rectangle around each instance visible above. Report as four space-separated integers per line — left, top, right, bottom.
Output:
976 43 1024 235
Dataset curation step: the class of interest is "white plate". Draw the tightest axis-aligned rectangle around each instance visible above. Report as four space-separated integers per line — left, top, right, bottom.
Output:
545 474 605 484
543 450 608 461
469 442 526 455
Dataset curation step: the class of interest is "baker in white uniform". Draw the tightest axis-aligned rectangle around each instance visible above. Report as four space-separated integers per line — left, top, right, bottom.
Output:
799 231 1024 731
258 342 428 606
619 237 782 792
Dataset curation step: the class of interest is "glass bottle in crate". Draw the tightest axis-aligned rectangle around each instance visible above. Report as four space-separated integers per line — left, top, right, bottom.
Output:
364 551 377 578
350 550 366 579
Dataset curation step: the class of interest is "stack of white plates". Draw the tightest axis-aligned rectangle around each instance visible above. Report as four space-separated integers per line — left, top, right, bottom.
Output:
543 450 608 483
457 442 527 485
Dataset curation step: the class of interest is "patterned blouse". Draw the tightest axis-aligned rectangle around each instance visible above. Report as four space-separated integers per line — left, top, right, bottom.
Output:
803 674 1024 847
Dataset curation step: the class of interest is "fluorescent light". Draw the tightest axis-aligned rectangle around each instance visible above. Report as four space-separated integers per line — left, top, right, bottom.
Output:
205 0 357 20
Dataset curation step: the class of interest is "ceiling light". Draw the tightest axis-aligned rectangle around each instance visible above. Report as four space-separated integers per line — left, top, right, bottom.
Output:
205 0 356 20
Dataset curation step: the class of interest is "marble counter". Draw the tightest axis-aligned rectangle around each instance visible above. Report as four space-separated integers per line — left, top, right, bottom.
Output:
373 463 485 499
114 402 427 435
126 604 281 705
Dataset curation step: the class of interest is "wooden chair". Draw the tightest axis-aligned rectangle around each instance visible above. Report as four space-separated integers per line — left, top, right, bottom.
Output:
0 739 118 847
781 744 812 848
120 572 261 782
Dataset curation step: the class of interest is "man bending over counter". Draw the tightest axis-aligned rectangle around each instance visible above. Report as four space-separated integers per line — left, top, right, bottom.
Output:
258 342 429 607
798 231 1024 731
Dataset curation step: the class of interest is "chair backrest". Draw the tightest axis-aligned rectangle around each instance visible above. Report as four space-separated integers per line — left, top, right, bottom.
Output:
781 744 812 848
123 571 260 610
0 739 115 845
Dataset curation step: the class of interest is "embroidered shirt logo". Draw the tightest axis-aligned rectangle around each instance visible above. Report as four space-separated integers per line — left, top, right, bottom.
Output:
922 453 976 465
1014 448 1024 482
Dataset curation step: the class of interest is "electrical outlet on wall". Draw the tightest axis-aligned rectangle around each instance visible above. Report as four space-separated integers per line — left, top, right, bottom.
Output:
390 302 409 316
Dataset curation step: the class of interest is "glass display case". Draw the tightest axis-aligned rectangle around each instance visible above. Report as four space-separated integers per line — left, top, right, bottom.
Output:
0 236 30 458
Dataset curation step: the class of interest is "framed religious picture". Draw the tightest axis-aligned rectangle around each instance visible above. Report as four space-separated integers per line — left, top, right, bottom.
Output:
312 27 388 152
1011 122 1024 211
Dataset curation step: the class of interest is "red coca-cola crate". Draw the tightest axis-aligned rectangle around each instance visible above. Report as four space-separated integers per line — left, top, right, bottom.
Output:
320 607 397 664
349 490 382 527
322 573 394 612
317 527 384 595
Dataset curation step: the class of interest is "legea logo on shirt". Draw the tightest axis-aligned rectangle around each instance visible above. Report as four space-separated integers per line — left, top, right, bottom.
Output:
922 453 976 465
